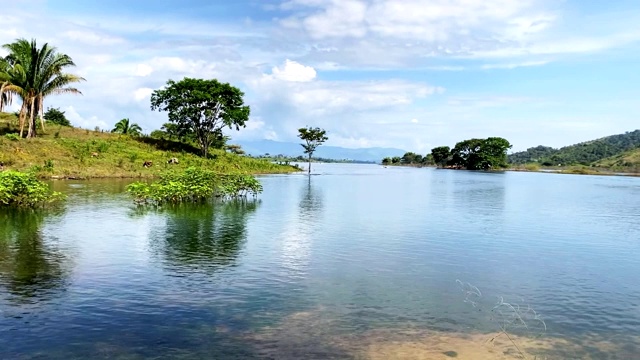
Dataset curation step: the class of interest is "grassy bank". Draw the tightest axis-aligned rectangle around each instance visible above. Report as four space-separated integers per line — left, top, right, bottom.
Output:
0 113 299 179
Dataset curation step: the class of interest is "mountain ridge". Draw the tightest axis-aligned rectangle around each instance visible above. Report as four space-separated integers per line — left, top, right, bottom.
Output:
233 139 407 162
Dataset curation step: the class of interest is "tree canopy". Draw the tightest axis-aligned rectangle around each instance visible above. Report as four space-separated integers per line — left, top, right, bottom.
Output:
150 78 250 158
43 107 70 127
298 126 328 174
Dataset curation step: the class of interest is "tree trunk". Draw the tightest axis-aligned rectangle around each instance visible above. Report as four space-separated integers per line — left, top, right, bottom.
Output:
38 96 45 132
308 153 312 175
27 98 36 138
19 102 27 138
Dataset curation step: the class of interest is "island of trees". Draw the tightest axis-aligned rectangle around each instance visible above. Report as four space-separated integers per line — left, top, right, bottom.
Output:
383 137 512 170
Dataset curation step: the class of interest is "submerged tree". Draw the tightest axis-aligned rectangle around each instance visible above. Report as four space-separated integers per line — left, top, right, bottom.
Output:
111 118 142 136
298 126 328 175
150 78 250 158
1 38 84 138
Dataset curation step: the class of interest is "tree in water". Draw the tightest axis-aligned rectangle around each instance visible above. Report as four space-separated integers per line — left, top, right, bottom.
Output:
297 126 328 175
111 118 142 136
150 78 250 158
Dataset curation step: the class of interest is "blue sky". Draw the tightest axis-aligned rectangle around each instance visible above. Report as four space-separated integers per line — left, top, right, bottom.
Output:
2 0 639 152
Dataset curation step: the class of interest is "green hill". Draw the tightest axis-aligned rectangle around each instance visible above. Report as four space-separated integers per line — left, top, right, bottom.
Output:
594 148 640 172
509 130 640 167
0 112 297 178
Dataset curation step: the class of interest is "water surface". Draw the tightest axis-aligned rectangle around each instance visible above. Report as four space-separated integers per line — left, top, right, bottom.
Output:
1 164 639 359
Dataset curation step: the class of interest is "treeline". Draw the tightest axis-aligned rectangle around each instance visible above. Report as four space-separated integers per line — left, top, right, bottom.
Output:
383 137 512 170
509 130 640 166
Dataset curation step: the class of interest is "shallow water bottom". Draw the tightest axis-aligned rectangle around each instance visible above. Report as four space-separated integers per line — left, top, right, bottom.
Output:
248 308 640 360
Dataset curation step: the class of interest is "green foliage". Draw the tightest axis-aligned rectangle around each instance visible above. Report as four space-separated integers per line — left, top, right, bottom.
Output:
5 133 19 141
449 137 511 169
0 171 64 207
151 78 250 158
127 167 263 205
1 38 84 138
431 146 451 167
44 107 70 126
111 118 142 136
381 157 391 165
509 130 640 166
298 126 328 174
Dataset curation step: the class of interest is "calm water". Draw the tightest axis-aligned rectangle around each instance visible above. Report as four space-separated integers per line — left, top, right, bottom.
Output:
1 164 639 359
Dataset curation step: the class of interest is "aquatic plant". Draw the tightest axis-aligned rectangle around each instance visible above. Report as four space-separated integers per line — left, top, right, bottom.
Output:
0 170 64 207
126 167 263 205
456 280 547 359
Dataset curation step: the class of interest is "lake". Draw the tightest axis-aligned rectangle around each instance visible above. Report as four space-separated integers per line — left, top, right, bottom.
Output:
1 164 639 359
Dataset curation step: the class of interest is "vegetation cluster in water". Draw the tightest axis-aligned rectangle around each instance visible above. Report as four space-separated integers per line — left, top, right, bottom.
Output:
0 170 63 207
126 167 263 205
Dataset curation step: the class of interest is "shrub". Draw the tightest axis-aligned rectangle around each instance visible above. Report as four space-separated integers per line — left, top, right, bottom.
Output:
5 133 19 141
0 171 64 207
126 167 263 205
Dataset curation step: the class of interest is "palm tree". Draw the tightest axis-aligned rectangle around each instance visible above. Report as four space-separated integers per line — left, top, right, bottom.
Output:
1 38 84 138
111 118 142 136
0 58 12 113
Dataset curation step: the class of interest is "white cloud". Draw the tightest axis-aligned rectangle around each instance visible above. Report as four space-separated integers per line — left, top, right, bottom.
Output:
481 60 550 69
411 118 419 123
64 106 108 130
133 88 154 102
135 64 154 77
271 60 317 82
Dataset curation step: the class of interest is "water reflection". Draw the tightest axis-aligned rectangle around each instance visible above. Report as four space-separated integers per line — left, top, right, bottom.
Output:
0 210 71 304
148 201 259 273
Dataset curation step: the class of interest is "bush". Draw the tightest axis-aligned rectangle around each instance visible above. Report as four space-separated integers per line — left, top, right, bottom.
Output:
127 167 263 205
0 171 64 207
5 133 19 141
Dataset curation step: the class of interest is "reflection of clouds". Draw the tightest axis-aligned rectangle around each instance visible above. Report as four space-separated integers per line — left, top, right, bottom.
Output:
280 220 312 278
279 180 324 278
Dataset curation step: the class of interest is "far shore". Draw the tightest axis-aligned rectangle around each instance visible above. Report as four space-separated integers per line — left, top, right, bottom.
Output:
381 163 640 177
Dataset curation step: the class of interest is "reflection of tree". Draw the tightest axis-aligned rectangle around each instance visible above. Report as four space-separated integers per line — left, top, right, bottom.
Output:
0 210 70 303
151 201 259 273
299 178 323 220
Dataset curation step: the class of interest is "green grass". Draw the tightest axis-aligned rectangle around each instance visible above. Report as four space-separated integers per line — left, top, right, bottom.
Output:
0 112 299 179
593 148 640 173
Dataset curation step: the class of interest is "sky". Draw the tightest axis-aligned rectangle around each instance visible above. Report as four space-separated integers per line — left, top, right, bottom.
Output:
1 0 639 152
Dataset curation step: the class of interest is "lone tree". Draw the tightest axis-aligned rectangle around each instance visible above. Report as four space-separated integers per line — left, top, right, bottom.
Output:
297 126 328 175
44 107 70 126
150 78 250 158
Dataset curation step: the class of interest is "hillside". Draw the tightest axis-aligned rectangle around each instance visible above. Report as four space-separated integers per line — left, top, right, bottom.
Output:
509 130 640 166
0 113 297 178
235 139 407 162
594 148 640 172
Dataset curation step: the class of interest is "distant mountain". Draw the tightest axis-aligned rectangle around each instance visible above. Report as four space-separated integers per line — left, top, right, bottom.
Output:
233 139 407 162
508 130 640 166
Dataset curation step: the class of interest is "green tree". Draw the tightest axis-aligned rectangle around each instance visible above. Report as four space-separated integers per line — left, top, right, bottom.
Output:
431 146 451 167
451 138 484 169
0 58 12 113
1 38 84 138
111 118 142 136
298 126 328 175
478 137 512 169
150 78 250 158
401 152 417 164
391 156 401 164
381 157 392 165
226 144 245 155
43 107 70 126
